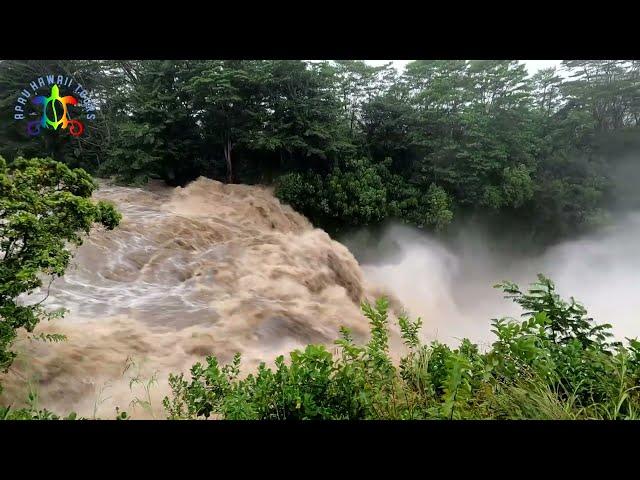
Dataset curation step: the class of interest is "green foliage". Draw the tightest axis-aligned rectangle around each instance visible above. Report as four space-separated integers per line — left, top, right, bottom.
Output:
0 387 131 420
100 60 204 185
0 156 121 392
0 405 78 420
3 60 636 242
165 275 640 420
123 357 160 418
0 387 79 420
276 157 453 231
496 274 616 348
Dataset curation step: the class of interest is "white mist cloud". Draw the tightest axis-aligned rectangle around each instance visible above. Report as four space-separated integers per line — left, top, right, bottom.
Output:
346 213 640 347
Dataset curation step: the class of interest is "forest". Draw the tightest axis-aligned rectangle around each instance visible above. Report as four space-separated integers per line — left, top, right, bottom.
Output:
1 60 640 420
2 60 639 241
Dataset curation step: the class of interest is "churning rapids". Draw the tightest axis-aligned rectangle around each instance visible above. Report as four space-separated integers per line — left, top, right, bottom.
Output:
2 178 640 418
1 178 397 418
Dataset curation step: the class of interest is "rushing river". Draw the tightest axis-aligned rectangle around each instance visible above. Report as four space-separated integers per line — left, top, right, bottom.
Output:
1 179 387 417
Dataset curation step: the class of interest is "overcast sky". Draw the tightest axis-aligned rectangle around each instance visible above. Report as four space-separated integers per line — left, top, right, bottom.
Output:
365 60 564 76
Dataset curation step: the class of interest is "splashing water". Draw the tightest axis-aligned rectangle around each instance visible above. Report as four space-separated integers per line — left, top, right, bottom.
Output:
345 217 640 349
1 178 394 418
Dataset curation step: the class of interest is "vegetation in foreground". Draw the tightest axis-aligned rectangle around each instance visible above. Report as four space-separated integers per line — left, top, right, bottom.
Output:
6 273 640 420
0 156 121 397
162 275 640 420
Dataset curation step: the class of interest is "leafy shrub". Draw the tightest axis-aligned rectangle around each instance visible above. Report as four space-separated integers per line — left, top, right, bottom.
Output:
275 157 453 231
0 156 121 392
165 275 640 420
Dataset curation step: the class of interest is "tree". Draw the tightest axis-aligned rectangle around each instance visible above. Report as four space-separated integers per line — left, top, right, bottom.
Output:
360 86 418 170
2 59 637 244
531 67 564 116
394 60 538 212
187 60 269 183
261 61 353 174
332 60 396 138
562 60 639 130
0 156 120 391
103 60 203 185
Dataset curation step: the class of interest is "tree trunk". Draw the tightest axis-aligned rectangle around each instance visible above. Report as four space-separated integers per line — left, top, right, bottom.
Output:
224 138 233 183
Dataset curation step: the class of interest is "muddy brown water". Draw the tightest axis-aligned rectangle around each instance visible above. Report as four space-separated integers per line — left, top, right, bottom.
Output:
1 178 401 418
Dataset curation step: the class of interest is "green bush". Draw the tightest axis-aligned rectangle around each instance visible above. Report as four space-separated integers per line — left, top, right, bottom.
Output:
165 275 640 420
275 157 454 232
0 156 121 393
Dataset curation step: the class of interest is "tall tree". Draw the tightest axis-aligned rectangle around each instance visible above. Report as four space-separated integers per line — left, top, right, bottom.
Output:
562 60 639 130
332 60 396 137
188 60 268 183
260 61 352 173
104 60 203 184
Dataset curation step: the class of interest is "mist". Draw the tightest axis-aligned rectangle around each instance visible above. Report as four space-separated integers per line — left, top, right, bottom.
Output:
343 212 640 348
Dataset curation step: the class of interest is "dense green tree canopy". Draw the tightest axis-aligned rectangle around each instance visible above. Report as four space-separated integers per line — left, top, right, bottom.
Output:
1 59 638 241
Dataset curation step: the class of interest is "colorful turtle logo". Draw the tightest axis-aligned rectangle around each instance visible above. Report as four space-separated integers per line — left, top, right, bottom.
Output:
26 84 84 137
